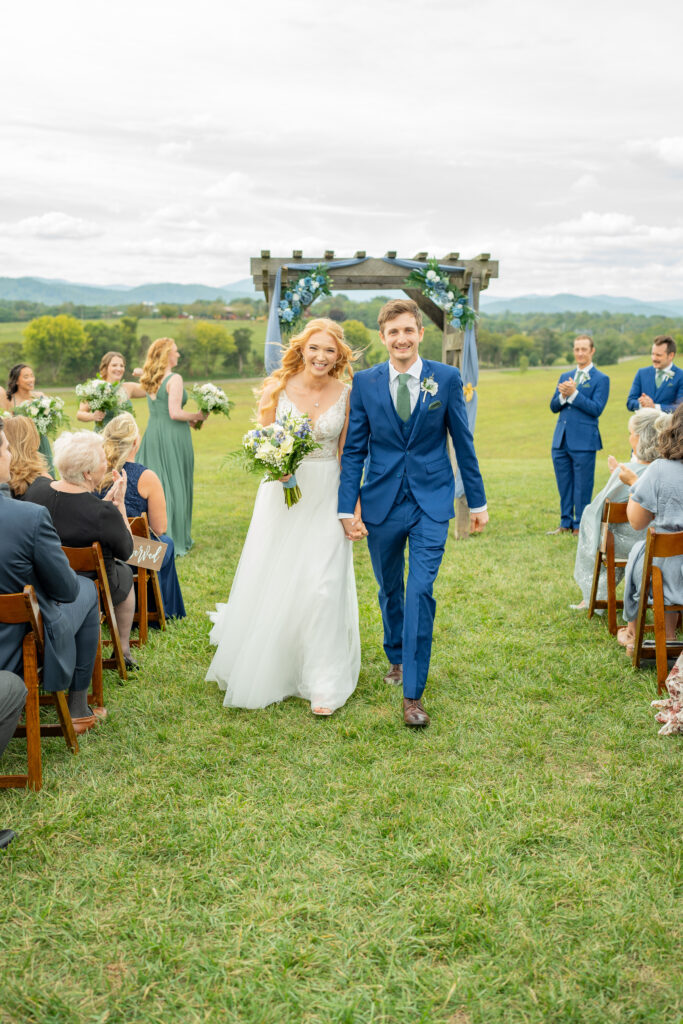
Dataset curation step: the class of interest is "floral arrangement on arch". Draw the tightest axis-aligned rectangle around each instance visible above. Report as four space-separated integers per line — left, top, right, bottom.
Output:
278 265 333 336
405 258 476 330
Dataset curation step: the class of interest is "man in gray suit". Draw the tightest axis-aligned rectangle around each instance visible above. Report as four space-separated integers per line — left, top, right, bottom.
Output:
0 671 27 848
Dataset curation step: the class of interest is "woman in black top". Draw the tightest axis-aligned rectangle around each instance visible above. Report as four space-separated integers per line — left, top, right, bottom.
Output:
24 431 138 670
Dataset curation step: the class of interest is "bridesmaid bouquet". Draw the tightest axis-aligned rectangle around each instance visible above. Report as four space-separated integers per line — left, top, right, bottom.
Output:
75 378 133 420
191 382 233 429
14 395 68 438
238 411 320 507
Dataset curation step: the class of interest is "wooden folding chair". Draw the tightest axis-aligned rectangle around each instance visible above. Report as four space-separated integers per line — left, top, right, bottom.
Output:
632 528 683 692
128 513 166 648
587 499 630 635
0 585 78 792
62 542 126 683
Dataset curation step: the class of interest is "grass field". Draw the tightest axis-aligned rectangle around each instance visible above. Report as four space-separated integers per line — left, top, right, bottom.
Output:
0 360 681 1024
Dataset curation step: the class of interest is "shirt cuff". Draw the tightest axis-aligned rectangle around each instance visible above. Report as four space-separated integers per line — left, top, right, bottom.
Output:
469 505 487 514
559 394 567 405
338 513 355 519
566 391 578 404
655 403 662 411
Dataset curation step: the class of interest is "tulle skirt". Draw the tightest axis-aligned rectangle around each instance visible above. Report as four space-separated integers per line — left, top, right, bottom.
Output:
206 459 360 712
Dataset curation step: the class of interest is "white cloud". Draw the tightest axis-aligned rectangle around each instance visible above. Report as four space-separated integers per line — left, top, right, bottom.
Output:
627 136 683 168
0 212 103 240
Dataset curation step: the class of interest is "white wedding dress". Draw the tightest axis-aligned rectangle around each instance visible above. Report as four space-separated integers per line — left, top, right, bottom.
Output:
206 387 360 712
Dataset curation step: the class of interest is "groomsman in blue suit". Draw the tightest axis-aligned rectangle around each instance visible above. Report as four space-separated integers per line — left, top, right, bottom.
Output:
549 335 610 535
626 335 683 413
338 299 488 728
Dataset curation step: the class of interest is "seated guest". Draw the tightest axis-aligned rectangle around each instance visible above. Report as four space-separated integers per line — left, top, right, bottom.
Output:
23 430 138 671
101 413 185 620
651 653 683 736
571 408 669 609
3 415 52 498
0 420 102 735
618 404 683 651
0 671 27 848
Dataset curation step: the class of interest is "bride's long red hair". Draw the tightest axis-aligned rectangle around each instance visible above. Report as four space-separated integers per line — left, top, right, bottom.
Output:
258 318 357 415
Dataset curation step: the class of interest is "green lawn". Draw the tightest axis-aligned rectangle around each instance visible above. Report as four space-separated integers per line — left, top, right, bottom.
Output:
0 364 681 1024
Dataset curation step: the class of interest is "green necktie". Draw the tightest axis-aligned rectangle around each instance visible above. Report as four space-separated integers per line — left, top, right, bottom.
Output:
575 369 585 385
396 373 411 422
655 369 664 387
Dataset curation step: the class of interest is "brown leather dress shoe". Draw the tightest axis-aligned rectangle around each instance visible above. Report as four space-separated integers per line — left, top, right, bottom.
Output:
403 698 430 727
70 713 99 735
383 664 403 685
546 526 572 535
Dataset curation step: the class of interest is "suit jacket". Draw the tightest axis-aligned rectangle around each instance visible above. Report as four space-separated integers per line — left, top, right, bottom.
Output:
338 359 486 524
550 367 610 452
0 485 84 691
626 364 683 413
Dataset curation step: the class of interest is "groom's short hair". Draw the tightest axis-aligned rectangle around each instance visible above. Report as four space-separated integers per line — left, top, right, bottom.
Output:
378 299 423 334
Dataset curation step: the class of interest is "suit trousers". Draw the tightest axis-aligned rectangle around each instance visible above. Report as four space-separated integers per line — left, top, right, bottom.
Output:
552 443 597 530
61 576 100 692
0 672 27 758
366 493 449 700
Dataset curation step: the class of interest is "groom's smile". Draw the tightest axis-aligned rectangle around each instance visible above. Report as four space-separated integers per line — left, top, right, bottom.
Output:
380 311 424 371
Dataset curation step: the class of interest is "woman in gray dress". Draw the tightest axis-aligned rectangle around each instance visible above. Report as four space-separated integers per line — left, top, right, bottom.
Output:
571 408 669 609
618 404 683 651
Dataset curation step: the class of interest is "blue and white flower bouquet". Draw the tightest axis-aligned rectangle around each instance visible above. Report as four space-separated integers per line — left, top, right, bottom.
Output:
278 265 332 337
14 395 68 438
75 378 133 427
238 411 321 507
405 258 476 330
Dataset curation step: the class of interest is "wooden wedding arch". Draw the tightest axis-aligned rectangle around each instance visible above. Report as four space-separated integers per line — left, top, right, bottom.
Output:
249 250 500 536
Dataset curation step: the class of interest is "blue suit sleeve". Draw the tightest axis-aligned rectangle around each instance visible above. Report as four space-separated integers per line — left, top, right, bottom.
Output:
661 374 683 413
550 373 569 413
337 377 370 515
30 506 79 604
445 370 486 510
626 370 642 411
571 373 609 419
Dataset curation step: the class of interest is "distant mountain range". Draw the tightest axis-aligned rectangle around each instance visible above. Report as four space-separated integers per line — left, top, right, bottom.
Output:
1 276 683 318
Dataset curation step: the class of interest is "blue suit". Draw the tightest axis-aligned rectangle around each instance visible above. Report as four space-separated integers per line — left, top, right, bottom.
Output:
626 364 683 412
338 359 486 700
550 366 610 530
0 485 99 692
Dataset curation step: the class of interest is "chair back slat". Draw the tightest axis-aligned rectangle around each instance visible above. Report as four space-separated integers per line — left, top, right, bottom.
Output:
651 530 683 558
604 499 629 525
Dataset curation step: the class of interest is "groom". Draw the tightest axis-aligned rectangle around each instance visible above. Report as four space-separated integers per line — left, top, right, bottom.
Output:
338 299 488 727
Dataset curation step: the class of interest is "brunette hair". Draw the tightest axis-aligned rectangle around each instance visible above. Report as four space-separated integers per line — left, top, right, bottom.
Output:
657 403 683 461
4 416 48 495
258 318 357 416
140 338 175 395
101 412 138 491
377 299 422 334
7 364 31 398
99 351 126 378
574 334 595 349
653 335 676 356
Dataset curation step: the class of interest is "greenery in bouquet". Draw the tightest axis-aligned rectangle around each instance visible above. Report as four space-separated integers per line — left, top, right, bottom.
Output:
75 378 134 420
14 395 69 438
278 265 332 337
237 411 321 507
405 258 477 330
192 383 233 430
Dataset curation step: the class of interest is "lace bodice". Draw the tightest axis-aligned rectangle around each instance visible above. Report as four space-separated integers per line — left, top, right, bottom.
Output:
277 386 349 461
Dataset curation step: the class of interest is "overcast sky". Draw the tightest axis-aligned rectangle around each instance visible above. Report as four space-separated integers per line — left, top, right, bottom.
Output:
3 0 683 298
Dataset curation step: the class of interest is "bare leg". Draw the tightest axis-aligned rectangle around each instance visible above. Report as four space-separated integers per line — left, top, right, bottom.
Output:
114 589 136 658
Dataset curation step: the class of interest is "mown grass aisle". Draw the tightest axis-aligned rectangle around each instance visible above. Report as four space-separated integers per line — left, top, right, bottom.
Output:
1 366 680 1023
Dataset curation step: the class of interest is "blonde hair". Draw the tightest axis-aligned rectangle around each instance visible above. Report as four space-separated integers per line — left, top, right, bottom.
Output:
4 416 49 495
99 350 126 379
101 412 138 490
53 431 104 485
140 337 175 395
259 318 357 415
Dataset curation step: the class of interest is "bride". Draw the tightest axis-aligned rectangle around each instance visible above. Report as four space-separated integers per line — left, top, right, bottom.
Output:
206 318 362 715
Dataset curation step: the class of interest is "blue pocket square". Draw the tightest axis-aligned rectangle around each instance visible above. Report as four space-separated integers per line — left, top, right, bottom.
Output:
428 400 442 410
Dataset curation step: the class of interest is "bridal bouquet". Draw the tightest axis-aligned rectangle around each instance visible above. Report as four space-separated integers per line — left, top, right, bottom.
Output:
239 411 320 507
191 382 233 429
14 395 68 438
75 378 133 422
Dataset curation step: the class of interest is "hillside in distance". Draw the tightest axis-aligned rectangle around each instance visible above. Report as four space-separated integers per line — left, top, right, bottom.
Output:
480 293 683 317
0 276 257 305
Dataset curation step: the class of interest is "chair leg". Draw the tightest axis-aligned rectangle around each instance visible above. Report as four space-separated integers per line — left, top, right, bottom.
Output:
24 668 43 792
605 534 618 636
651 569 670 692
88 629 104 708
138 567 148 646
150 570 166 630
53 691 79 755
587 549 602 621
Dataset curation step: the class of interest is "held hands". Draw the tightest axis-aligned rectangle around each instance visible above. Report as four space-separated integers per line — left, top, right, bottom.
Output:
558 379 576 398
470 509 489 534
342 517 368 542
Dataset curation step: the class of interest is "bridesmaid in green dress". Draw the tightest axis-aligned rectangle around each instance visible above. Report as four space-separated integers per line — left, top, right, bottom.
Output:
137 337 206 556
1 364 54 473
76 350 146 431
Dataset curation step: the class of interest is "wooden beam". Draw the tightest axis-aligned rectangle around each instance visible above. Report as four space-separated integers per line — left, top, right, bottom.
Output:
292 250 302 259
444 252 460 261
404 287 444 331
354 250 366 258
324 250 335 260
413 251 428 261
260 250 270 259
385 250 397 258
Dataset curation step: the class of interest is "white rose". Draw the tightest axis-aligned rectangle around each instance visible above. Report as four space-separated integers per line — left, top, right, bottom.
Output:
280 436 294 455
426 269 438 281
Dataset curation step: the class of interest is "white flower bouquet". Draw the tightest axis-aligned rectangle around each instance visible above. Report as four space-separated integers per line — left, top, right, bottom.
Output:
75 378 133 422
14 395 68 438
238 411 321 507
191 382 233 429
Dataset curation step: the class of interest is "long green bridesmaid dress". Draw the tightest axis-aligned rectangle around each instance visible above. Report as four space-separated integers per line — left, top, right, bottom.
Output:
137 375 194 556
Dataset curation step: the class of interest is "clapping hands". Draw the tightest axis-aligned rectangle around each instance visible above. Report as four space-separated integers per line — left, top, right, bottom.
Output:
103 468 127 509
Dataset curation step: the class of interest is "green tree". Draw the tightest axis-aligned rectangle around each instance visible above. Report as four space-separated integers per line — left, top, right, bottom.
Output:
231 328 253 374
158 303 180 320
23 315 88 383
191 322 236 376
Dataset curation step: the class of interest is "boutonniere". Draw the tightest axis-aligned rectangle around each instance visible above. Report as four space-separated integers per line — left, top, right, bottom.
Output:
662 367 674 381
420 376 438 403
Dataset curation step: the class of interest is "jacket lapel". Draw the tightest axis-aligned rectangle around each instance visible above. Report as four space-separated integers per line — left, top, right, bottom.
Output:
407 359 432 443
374 362 404 444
